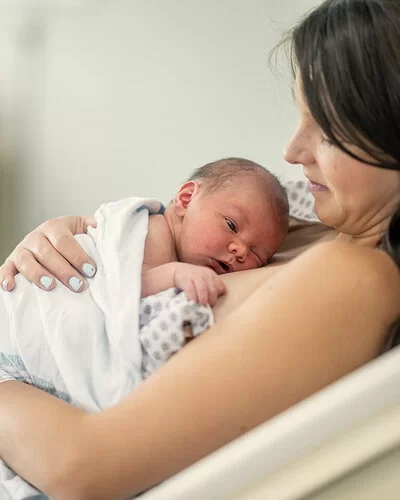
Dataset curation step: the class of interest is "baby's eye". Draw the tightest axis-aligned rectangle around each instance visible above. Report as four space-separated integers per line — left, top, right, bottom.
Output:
225 218 237 233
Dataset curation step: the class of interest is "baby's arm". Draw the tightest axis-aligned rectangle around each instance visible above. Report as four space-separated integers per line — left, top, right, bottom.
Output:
141 215 226 305
142 262 177 296
143 261 226 306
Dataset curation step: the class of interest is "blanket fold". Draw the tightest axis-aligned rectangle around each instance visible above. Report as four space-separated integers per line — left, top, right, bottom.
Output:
0 197 164 499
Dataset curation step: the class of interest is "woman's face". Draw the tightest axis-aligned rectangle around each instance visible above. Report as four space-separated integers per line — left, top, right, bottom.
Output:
284 79 400 239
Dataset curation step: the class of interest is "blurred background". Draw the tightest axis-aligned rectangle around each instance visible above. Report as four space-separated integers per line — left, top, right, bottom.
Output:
0 0 318 261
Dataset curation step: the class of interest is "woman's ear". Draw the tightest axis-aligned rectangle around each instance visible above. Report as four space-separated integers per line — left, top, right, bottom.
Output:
173 181 200 216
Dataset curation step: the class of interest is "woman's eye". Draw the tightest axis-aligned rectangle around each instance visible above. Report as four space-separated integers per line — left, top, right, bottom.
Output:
225 218 237 232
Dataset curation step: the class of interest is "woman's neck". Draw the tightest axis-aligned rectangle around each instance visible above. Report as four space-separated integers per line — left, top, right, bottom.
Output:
335 231 383 247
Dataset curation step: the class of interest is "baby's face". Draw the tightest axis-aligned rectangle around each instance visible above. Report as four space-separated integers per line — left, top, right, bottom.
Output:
176 176 287 273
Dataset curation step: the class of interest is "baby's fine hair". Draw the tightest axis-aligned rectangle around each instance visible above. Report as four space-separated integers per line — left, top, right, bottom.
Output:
186 157 289 228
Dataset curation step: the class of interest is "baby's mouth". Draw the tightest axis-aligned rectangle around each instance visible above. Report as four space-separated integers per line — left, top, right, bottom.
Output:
215 260 231 274
219 261 230 273
208 259 232 274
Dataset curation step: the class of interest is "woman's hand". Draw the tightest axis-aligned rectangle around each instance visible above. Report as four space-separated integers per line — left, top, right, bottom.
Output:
0 216 97 292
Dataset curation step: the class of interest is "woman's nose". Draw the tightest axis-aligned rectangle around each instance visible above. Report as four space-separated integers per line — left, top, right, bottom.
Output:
284 131 314 166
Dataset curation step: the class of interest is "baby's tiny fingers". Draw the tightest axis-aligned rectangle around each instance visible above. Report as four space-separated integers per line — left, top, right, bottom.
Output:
194 278 211 306
182 280 197 303
216 278 227 296
205 280 218 307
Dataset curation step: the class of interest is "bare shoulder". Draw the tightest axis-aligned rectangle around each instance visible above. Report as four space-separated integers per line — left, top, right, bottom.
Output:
297 240 399 284
143 214 175 267
237 240 400 359
147 213 171 237
287 241 400 322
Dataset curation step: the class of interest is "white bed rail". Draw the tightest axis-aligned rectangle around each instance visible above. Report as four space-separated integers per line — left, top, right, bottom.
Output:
142 346 400 499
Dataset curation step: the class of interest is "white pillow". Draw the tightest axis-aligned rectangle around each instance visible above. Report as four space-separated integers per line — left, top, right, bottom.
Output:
284 180 320 223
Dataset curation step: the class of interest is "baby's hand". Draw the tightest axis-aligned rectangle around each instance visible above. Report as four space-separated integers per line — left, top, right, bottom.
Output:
174 263 227 306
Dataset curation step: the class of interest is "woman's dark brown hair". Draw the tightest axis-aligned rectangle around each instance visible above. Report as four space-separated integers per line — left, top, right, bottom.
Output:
291 0 400 170
288 0 400 348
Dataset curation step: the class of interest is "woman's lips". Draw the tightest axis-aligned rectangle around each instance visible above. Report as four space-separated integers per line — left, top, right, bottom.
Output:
307 180 328 192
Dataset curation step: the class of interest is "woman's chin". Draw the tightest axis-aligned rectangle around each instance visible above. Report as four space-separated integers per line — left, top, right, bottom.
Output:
313 203 337 228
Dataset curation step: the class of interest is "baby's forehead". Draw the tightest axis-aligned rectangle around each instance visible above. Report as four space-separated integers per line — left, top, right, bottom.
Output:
219 172 271 194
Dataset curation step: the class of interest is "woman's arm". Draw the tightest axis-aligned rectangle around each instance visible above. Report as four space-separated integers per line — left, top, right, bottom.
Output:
0 216 97 292
1 242 399 499
0 381 89 495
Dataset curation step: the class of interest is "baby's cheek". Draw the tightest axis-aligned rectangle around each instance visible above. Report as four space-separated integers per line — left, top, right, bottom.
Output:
243 254 259 271
205 235 224 252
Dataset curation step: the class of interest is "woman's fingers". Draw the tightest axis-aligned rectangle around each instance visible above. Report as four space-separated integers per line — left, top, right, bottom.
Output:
74 215 97 234
0 215 97 292
0 260 18 291
21 237 88 292
11 247 57 290
38 216 97 278
38 231 96 283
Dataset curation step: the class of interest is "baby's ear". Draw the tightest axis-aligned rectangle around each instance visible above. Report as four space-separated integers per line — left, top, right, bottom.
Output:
173 181 200 216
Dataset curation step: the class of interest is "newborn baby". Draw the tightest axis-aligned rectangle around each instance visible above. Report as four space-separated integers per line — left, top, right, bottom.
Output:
0 157 288 408
0 156 288 500
139 156 289 372
142 157 288 302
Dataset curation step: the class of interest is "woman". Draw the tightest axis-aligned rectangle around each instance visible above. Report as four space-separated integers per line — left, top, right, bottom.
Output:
1 0 400 498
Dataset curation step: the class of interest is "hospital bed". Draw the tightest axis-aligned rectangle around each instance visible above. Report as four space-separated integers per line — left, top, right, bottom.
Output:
141 340 400 500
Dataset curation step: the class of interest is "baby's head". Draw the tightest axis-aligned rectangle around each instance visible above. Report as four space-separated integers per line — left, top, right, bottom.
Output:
169 157 289 273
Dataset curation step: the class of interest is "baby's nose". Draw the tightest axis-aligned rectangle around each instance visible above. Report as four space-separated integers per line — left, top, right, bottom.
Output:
228 241 248 263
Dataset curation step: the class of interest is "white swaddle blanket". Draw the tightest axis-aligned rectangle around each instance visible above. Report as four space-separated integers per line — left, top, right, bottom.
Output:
1 197 162 410
0 197 215 499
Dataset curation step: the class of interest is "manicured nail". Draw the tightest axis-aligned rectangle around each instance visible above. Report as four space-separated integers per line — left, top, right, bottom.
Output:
82 263 95 278
2 279 8 291
69 276 83 291
40 276 54 289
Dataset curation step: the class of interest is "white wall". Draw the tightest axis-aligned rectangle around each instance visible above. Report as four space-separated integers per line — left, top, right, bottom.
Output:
0 0 319 260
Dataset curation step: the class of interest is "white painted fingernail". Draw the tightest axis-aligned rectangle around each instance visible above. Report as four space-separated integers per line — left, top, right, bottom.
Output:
82 263 95 278
2 279 8 290
69 276 83 291
40 276 54 289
